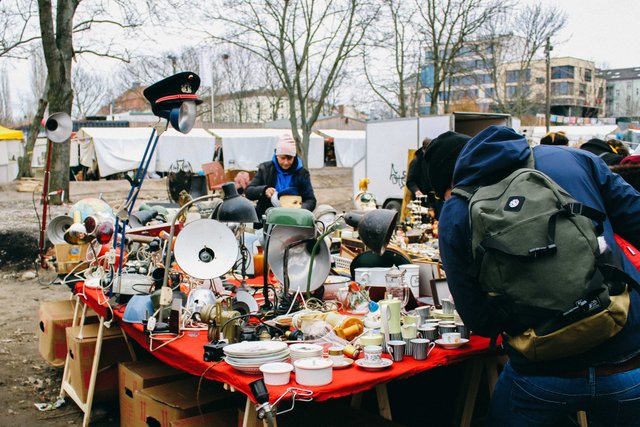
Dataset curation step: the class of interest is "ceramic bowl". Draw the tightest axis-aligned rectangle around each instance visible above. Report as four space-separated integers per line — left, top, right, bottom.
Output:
260 362 294 386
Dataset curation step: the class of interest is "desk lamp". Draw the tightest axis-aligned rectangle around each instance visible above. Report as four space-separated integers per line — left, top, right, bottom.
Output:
217 182 258 293
304 209 398 298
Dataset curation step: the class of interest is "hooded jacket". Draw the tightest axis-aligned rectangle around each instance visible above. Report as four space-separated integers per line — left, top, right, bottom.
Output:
438 125 640 375
245 155 316 219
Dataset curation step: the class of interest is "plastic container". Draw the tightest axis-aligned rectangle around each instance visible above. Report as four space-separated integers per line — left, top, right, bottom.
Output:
259 362 294 386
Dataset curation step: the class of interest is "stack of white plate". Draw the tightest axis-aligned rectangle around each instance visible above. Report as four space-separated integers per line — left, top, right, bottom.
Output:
289 343 323 363
224 341 290 375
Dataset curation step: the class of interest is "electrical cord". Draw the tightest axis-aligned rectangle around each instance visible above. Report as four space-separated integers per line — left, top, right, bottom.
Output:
196 361 224 422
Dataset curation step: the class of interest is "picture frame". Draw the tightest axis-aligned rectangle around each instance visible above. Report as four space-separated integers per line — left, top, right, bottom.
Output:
430 278 452 309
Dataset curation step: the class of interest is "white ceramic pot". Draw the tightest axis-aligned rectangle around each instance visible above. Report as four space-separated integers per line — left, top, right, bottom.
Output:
293 357 333 386
399 264 420 298
260 362 294 386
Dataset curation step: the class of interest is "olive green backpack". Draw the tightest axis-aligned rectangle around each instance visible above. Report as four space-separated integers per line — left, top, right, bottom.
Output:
452 150 635 361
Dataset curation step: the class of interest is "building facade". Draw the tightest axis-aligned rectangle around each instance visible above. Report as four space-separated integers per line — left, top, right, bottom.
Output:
417 48 605 119
603 68 640 119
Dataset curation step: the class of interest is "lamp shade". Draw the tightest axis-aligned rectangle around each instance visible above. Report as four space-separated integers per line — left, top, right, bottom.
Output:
344 209 398 256
217 182 259 223
265 207 314 228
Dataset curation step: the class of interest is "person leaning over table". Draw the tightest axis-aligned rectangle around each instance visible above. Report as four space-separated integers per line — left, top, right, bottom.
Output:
424 126 640 427
245 133 317 221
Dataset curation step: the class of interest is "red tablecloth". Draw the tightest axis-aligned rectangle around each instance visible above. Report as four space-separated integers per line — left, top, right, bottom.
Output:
75 284 496 404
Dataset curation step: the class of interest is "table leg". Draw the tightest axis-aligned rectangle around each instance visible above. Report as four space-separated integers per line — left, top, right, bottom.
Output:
577 411 588 427
243 397 259 427
81 317 104 427
350 392 363 410
375 383 392 421
454 358 484 427
484 356 499 397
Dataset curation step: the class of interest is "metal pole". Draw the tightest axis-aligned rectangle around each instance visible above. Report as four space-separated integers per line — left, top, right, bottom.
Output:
545 37 553 132
211 88 215 124
38 138 54 268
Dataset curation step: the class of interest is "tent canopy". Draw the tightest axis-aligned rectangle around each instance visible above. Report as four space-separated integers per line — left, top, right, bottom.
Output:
75 127 215 176
316 129 365 167
209 128 325 170
0 125 23 141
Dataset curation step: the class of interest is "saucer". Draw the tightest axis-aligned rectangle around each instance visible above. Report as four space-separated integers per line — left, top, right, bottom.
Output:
435 338 469 349
332 358 354 370
355 358 393 371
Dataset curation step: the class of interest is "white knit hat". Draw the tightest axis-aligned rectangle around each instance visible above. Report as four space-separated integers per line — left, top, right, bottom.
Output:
276 134 297 157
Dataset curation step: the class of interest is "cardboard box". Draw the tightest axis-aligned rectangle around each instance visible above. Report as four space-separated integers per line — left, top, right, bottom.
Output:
119 361 187 427
134 377 234 427
55 243 89 274
169 408 238 427
38 299 98 367
65 323 132 403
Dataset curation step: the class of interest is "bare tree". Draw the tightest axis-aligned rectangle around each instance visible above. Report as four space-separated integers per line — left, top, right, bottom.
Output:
0 69 12 124
361 0 421 117
71 66 110 119
415 0 503 115
0 0 40 59
202 0 378 166
476 4 566 117
36 0 152 201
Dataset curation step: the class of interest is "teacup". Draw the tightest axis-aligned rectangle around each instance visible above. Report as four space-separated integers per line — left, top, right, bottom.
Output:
411 338 436 360
441 332 461 344
402 315 420 325
328 346 345 364
387 340 406 362
363 345 383 365
359 333 383 347
418 325 438 342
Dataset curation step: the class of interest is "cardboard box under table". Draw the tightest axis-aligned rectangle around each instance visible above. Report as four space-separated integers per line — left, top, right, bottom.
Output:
119 361 188 427
134 377 236 427
38 299 97 367
65 323 132 403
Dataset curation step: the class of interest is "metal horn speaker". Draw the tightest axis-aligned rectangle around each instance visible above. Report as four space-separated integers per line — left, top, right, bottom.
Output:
267 225 331 293
46 215 73 244
45 112 72 143
174 219 238 279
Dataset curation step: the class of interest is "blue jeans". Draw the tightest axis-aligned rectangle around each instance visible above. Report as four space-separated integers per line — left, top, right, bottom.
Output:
488 362 640 426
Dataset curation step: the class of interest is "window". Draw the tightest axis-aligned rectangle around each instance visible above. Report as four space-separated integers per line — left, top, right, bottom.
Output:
476 74 493 84
551 65 575 79
536 77 545 84
552 82 573 95
506 85 530 98
579 84 587 97
506 69 531 83
451 89 478 100
484 87 495 98
584 69 592 82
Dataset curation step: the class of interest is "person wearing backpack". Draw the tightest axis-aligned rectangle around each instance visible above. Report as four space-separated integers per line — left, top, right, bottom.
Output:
425 126 640 426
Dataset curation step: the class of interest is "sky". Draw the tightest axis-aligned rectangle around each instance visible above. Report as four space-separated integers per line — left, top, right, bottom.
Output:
533 0 640 69
4 0 640 120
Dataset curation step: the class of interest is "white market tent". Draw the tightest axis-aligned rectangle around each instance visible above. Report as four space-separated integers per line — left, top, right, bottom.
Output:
0 125 23 184
316 129 365 167
526 126 618 146
209 128 325 170
32 137 80 169
75 127 216 176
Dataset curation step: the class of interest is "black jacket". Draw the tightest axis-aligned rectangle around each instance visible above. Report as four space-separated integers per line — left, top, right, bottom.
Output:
245 158 317 219
406 150 431 198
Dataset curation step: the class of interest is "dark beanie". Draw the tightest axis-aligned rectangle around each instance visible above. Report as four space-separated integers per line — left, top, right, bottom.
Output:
424 131 471 199
540 131 568 146
581 138 623 166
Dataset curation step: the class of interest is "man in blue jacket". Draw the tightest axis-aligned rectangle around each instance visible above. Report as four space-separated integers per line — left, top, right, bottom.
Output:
426 126 640 426
246 134 316 220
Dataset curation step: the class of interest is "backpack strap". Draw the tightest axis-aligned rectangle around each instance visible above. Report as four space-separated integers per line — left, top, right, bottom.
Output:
451 185 478 200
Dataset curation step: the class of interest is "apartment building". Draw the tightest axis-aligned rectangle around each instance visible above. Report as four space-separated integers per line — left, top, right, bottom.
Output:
603 67 640 119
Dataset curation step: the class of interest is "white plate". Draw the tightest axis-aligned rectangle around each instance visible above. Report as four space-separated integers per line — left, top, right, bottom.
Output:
226 348 290 360
332 358 354 370
224 341 288 357
355 358 393 371
435 338 469 349
225 356 290 374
